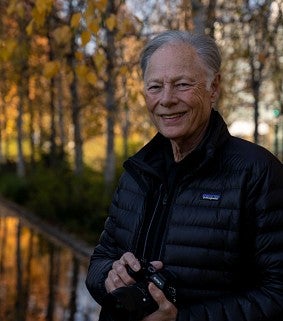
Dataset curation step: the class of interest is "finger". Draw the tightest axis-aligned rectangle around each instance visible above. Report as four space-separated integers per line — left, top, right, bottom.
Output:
105 269 125 292
121 252 141 271
150 260 163 270
105 276 115 293
112 252 140 285
111 260 134 286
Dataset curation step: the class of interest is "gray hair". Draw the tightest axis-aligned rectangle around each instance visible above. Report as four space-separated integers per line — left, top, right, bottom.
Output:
140 30 221 84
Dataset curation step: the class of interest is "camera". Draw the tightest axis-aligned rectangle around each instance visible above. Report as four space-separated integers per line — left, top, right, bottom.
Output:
102 260 177 321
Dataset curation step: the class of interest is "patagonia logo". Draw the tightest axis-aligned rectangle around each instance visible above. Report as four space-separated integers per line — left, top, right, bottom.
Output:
202 193 221 201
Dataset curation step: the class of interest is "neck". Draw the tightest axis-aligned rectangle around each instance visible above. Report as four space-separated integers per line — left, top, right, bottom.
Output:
170 122 209 162
171 141 198 162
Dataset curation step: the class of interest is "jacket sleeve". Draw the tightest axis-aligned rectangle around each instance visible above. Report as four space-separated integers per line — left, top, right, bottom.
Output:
177 159 283 321
85 217 118 305
85 189 120 305
85 169 145 307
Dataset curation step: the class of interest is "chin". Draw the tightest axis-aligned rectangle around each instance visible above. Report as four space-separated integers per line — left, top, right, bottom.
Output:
160 131 184 140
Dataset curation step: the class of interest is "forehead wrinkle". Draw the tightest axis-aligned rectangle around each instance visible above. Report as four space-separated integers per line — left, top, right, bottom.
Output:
146 76 197 86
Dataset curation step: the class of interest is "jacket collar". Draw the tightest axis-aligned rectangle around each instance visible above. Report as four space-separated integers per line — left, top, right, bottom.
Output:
124 109 230 178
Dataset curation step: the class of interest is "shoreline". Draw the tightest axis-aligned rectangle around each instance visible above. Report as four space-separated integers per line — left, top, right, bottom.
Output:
0 197 94 264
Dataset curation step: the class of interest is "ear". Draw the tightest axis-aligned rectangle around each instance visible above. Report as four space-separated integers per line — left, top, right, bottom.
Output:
210 73 221 103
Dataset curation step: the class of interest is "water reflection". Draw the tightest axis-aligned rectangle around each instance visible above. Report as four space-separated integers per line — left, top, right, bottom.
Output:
0 212 100 321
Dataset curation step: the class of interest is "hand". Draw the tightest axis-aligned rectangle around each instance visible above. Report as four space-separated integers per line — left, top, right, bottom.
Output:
105 252 140 293
142 282 177 321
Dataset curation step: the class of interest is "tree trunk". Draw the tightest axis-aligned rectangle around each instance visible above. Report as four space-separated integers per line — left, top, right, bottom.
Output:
250 60 260 144
104 0 118 191
206 0 217 37
28 101 35 165
47 18 59 167
17 85 25 177
3 103 10 160
49 76 57 164
57 72 66 155
70 61 83 175
0 101 4 165
192 0 206 32
122 102 130 160
243 0 270 145
16 6 31 177
68 2 83 175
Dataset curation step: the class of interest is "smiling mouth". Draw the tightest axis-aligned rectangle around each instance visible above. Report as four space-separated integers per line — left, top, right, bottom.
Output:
160 112 187 119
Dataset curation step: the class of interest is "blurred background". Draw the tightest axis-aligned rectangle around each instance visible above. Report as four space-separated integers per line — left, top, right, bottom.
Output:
0 0 282 320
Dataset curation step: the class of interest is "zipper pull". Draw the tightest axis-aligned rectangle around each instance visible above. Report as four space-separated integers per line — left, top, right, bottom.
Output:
163 193 168 206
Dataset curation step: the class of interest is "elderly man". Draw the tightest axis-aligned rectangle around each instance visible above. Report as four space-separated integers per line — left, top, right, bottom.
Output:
86 30 283 321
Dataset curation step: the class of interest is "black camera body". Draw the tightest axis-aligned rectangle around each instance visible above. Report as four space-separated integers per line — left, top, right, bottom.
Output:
102 261 177 321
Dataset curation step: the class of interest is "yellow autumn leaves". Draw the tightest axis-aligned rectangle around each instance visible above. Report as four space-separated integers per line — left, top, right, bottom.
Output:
43 51 105 85
3 0 135 87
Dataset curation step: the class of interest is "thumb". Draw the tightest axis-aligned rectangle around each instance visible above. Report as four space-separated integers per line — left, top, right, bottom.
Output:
148 282 165 304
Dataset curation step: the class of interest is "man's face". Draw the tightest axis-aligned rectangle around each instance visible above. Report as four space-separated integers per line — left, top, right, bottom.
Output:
144 43 219 144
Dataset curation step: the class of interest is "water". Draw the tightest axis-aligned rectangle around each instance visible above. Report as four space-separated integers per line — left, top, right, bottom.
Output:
0 204 101 321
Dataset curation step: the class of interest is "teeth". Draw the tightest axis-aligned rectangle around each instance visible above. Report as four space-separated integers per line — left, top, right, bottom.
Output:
162 113 184 119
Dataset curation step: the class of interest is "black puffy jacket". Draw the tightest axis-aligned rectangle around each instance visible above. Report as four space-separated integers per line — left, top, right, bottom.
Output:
86 110 283 321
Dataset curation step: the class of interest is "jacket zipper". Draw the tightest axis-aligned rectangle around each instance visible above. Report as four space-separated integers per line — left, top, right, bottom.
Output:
124 160 175 261
138 184 171 261
152 192 169 260
141 184 166 259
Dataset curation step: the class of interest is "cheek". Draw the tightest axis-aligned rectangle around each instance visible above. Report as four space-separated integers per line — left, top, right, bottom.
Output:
189 90 211 112
190 88 207 101
145 95 157 112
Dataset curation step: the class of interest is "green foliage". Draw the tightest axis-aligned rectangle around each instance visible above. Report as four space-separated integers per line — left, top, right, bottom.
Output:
0 164 29 204
0 161 111 244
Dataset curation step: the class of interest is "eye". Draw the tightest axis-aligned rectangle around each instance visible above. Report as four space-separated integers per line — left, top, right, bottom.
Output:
147 84 162 92
175 82 191 90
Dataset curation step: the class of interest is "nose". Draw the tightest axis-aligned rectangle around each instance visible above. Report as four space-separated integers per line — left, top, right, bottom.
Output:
160 85 178 107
